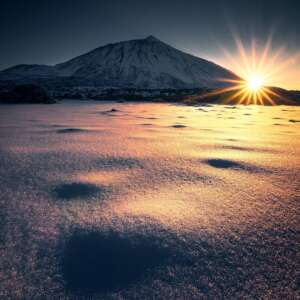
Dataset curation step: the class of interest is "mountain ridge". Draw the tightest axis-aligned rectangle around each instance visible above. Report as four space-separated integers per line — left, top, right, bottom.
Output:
0 35 237 89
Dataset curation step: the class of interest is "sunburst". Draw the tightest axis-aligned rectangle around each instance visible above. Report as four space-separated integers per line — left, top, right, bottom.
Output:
202 35 300 105
217 76 278 105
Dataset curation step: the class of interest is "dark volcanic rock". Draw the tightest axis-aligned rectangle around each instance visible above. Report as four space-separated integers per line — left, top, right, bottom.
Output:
171 124 187 128
0 84 55 104
56 128 87 134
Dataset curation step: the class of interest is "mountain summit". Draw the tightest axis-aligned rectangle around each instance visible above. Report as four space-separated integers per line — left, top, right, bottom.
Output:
0 36 237 89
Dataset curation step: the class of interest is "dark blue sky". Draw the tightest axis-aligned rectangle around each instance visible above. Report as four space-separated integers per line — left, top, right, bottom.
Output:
0 0 299 88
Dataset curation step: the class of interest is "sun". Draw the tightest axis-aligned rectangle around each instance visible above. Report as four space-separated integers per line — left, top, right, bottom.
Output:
218 74 275 105
204 71 276 105
189 35 299 105
247 74 264 92
200 35 300 105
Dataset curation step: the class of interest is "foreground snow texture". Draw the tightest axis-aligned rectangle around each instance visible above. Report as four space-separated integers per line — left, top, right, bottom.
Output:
0 101 299 299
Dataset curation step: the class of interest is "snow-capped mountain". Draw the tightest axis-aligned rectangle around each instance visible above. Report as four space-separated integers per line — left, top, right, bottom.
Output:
0 35 237 89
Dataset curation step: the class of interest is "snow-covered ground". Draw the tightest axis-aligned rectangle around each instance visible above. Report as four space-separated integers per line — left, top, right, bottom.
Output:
0 101 299 299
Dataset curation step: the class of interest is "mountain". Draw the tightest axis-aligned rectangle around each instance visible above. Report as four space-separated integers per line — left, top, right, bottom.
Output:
0 35 237 89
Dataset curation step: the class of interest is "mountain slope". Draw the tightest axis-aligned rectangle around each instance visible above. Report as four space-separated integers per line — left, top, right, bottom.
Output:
0 36 237 89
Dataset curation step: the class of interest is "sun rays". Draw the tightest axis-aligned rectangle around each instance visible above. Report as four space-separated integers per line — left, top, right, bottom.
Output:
216 77 279 105
207 35 300 105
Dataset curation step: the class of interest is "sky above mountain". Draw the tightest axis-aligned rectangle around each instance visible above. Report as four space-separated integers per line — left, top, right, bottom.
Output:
0 0 299 89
